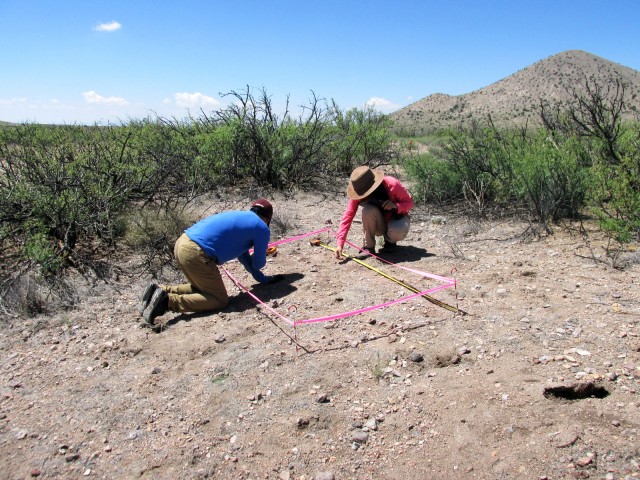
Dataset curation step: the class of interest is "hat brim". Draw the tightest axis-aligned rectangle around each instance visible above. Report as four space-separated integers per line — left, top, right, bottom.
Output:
347 169 385 200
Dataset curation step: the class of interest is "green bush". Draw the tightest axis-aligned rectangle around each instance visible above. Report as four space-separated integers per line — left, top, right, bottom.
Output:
589 125 640 242
404 153 462 204
0 91 401 276
404 123 589 226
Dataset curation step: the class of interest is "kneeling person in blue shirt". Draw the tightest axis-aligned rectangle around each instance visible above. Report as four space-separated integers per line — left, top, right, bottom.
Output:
140 199 284 324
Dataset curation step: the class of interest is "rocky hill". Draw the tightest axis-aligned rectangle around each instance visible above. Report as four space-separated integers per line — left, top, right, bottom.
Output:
390 50 640 132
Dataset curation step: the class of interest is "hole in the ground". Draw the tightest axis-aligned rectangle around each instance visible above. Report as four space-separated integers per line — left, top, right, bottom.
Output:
543 381 610 400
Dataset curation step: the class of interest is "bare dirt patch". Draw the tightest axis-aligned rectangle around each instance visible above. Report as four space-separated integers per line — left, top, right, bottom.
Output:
1 191 639 480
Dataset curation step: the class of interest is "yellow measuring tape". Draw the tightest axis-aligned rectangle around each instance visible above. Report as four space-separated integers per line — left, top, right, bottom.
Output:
310 239 466 315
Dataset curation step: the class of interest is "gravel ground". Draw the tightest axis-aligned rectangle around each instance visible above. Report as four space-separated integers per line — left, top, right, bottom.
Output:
1 189 639 480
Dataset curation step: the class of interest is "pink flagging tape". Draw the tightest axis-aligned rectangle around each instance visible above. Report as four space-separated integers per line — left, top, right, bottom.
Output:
222 264 453 327
221 226 457 327
220 265 295 326
293 283 454 325
343 238 455 283
269 227 332 247
249 227 332 254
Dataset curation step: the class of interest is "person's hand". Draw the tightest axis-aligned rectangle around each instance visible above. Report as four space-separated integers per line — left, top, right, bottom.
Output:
335 245 344 259
266 274 286 284
382 200 398 210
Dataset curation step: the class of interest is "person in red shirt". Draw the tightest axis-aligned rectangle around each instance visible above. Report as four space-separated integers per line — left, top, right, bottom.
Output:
335 165 414 258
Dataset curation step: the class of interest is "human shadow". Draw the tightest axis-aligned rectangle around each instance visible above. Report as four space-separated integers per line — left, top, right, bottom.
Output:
376 245 435 263
150 272 304 332
226 272 304 313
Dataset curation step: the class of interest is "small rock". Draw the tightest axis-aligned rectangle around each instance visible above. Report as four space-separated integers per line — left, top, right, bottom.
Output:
313 472 335 480
30 469 41 477
151 367 161 375
363 419 378 431
351 431 369 444
214 335 225 343
409 351 424 363
317 394 330 404
575 453 594 467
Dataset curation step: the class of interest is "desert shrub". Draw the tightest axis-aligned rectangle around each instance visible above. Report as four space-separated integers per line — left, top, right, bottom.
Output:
191 88 399 190
404 122 589 226
203 88 337 190
0 90 399 279
124 117 223 209
0 123 172 271
508 133 588 229
329 103 400 174
588 124 640 242
541 78 640 242
404 152 463 205
121 207 195 277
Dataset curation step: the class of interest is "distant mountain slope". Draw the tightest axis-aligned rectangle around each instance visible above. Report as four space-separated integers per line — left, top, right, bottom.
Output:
390 50 640 132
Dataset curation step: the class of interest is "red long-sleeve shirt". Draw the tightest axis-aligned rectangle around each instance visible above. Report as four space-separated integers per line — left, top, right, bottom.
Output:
335 176 414 248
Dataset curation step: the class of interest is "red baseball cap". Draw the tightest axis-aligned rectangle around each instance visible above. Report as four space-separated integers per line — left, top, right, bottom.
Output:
250 199 273 221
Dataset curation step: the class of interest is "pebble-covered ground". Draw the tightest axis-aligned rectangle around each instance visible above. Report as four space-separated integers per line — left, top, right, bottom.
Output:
1 190 639 480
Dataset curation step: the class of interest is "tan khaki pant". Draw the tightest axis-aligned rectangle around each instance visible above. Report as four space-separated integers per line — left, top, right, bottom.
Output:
361 203 411 249
159 233 229 313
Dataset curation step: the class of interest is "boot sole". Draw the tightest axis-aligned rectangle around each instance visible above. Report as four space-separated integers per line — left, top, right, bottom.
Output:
139 283 158 315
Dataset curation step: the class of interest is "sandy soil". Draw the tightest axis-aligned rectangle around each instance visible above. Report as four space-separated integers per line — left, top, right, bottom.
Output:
1 189 639 480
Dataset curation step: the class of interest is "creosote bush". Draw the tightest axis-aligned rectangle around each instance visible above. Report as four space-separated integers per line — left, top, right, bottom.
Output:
403 78 639 246
0 88 398 286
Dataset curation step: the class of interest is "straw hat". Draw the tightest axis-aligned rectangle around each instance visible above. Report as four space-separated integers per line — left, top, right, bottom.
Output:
347 165 385 200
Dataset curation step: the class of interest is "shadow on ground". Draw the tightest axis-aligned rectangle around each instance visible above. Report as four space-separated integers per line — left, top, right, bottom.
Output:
152 272 304 332
376 245 435 262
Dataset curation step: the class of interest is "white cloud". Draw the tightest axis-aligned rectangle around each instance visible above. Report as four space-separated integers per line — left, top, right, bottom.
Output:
0 97 27 105
365 97 400 113
174 92 221 109
82 91 128 106
94 21 122 32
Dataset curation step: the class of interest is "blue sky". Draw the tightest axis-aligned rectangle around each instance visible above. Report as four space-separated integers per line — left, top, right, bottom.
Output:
1 0 639 125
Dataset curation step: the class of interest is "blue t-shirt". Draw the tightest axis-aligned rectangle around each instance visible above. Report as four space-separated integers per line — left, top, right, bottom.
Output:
185 211 270 282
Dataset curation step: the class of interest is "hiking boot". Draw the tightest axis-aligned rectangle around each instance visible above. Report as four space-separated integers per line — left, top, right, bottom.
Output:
139 283 158 315
143 289 169 325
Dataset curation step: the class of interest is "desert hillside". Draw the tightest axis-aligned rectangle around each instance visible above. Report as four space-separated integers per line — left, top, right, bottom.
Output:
390 50 640 131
